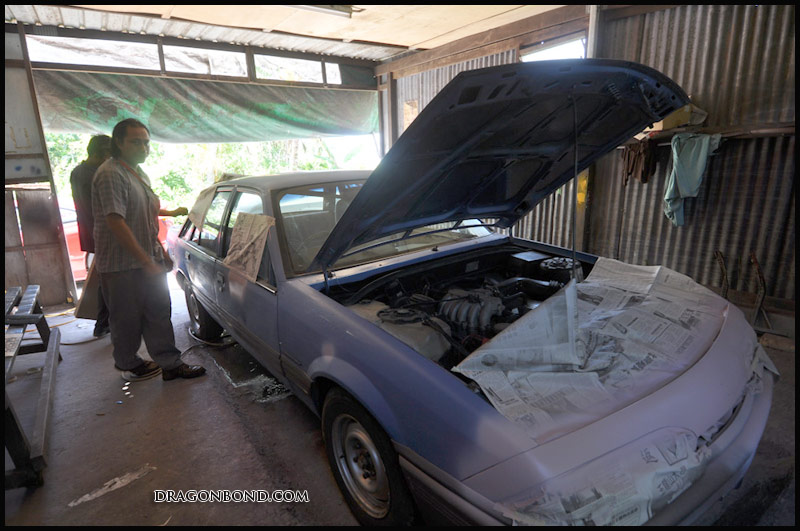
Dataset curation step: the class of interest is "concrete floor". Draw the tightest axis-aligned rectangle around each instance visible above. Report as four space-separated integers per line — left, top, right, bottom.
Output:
4 276 795 526
5 275 356 526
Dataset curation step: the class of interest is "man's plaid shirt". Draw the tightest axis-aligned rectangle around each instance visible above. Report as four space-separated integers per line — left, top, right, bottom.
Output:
92 158 162 273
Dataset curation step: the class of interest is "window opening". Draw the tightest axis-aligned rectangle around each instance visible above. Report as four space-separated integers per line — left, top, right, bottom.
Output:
163 45 247 77
254 55 324 83
324 62 342 84
222 191 264 256
199 191 231 253
521 35 586 62
26 35 160 70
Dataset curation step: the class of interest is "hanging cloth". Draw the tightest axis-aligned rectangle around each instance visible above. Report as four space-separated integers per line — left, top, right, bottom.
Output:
663 133 721 226
622 138 658 186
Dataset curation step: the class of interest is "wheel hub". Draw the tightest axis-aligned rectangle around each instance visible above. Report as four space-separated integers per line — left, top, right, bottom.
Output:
332 414 390 518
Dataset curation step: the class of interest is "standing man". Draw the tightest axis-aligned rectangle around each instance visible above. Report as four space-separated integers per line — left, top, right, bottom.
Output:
70 134 112 338
92 118 204 382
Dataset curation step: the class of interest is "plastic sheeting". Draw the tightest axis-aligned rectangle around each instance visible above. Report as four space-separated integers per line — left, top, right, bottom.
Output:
32 70 378 143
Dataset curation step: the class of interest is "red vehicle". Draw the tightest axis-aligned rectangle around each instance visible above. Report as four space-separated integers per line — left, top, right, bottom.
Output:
60 207 172 281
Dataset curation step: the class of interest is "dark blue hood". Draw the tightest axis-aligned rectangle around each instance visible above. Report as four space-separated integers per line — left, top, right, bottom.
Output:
311 59 689 272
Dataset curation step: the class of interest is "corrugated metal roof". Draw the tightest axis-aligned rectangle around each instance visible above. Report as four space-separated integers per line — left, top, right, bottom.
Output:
5 4 405 61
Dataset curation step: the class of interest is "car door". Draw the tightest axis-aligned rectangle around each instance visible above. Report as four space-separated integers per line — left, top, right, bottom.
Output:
184 188 232 310
214 188 282 378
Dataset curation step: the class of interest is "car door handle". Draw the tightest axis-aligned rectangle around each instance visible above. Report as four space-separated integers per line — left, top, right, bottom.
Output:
215 272 225 292
184 251 191 260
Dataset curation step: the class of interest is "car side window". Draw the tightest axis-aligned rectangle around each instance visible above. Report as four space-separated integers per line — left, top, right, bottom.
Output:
221 191 263 257
180 220 195 241
199 191 231 255
221 191 276 287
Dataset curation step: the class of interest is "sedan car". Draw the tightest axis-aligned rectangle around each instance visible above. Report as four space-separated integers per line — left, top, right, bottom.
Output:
168 59 776 526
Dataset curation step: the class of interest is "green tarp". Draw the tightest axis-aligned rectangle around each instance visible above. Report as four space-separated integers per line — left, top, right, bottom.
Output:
33 70 378 143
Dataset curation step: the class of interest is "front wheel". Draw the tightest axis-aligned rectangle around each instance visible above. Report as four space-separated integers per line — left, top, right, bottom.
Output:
322 388 416 526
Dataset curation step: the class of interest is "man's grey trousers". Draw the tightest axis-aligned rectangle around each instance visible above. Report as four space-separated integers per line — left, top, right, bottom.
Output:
100 269 183 371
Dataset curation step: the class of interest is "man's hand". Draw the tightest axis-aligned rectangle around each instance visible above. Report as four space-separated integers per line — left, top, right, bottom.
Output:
160 245 174 272
143 259 163 276
159 207 188 217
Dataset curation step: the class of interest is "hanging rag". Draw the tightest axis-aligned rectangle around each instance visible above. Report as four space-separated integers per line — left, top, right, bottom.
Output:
622 138 658 185
663 133 721 226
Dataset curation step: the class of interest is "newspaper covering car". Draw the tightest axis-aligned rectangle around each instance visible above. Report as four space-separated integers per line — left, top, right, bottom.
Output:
453 258 778 525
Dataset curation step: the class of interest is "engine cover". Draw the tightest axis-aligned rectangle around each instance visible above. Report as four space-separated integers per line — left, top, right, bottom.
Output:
438 288 504 335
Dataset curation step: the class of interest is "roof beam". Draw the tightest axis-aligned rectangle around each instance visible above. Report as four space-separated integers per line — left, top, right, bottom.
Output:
376 5 588 77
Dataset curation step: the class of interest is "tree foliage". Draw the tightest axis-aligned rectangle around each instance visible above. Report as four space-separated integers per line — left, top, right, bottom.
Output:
45 132 377 212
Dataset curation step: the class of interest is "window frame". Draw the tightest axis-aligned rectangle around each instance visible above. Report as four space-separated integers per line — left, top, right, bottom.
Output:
273 181 365 276
198 188 234 257
218 186 278 289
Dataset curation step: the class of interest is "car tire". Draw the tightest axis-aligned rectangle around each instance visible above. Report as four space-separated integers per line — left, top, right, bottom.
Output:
322 387 416 526
184 284 223 340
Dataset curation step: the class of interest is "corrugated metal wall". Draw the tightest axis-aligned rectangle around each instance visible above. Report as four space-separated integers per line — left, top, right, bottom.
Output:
394 49 577 250
590 4 795 299
394 50 518 117
601 4 795 127
589 136 795 299
507 180 576 249
390 5 795 299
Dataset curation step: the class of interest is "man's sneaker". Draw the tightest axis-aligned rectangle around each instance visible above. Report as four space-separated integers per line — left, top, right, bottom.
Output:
120 361 162 382
162 363 206 381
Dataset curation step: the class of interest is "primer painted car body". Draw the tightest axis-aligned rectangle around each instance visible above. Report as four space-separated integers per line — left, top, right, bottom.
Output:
169 60 774 525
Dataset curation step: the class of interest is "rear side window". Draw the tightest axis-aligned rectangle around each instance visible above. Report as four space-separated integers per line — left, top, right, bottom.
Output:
199 191 231 254
221 191 264 256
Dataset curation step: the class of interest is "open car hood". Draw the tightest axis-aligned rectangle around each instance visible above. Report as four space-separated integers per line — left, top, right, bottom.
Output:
310 59 689 272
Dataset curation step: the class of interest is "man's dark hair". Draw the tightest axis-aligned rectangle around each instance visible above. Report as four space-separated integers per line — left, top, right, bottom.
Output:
87 134 111 158
111 118 150 158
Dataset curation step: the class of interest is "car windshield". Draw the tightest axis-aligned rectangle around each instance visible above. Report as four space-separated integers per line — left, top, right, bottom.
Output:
276 180 493 274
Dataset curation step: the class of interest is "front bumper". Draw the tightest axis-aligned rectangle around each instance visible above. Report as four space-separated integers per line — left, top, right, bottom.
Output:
646 372 775 525
396 370 774 526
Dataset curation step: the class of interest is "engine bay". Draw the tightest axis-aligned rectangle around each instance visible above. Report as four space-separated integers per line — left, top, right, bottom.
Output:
332 247 590 370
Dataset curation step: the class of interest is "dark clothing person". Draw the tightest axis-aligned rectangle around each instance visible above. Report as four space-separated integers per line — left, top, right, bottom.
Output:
70 135 112 337
70 160 101 253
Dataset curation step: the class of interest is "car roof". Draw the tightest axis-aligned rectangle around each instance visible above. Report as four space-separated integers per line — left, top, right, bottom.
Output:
217 169 373 193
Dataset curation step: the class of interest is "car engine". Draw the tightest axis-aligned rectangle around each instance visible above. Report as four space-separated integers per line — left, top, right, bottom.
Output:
341 249 583 370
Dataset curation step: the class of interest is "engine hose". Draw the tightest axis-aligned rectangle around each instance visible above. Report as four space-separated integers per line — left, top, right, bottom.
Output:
496 277 562 299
